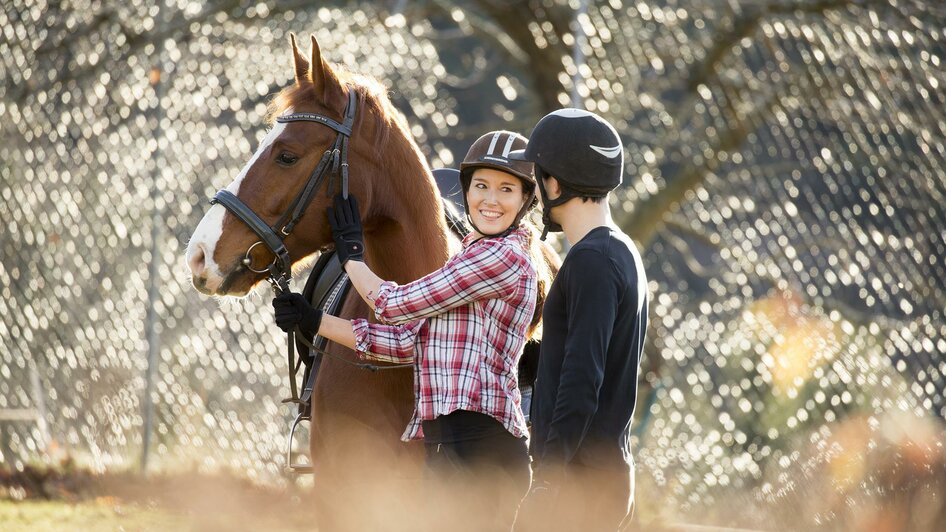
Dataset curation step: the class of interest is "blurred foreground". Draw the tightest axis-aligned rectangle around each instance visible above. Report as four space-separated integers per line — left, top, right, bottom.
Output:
0 466 313 532
3 409 944 532
3 1 945 530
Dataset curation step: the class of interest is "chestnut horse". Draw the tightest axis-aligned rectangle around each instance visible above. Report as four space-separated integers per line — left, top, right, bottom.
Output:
186 34 559 529
186 35 454 528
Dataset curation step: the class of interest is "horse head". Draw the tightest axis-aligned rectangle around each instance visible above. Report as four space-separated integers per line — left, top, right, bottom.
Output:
186 34 426 296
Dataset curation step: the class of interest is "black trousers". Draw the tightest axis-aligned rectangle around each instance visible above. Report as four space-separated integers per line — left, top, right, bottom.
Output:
421 410 531 532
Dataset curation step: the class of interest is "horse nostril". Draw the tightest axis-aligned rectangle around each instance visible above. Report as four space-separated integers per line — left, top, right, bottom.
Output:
189 244 207 277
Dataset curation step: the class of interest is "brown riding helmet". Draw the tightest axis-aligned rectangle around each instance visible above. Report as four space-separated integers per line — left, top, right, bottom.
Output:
460 131 536 192
459 131 537 236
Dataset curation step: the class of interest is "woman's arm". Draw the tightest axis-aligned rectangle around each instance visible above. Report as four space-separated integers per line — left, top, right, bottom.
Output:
344 261 385 311
316 314 357 350
328 193 524 323
371 239 527 325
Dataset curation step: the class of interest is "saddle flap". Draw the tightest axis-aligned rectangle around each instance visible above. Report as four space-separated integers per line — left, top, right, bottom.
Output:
432 168 469 239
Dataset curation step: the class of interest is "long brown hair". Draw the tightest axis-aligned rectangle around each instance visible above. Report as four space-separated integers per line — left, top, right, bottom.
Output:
521 217 558 341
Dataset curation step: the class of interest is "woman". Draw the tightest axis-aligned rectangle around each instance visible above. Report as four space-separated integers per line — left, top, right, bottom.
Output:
273 131 551 531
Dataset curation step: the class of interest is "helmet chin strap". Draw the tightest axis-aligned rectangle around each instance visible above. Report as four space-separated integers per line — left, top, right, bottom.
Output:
535 166 577 240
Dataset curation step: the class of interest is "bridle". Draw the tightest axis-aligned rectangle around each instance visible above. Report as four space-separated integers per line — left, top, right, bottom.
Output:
210 89 358 292
209 88 409 412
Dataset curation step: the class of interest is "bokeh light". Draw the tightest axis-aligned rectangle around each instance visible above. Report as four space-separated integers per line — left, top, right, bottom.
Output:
2 1 944 529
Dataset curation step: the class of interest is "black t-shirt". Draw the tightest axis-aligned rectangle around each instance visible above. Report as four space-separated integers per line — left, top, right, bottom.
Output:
530 226 648 470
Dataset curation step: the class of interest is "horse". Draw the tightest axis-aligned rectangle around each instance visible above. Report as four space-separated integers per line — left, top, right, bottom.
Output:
185 34 556 530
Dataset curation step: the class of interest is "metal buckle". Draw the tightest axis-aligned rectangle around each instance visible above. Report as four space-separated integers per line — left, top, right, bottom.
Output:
269 272 291 295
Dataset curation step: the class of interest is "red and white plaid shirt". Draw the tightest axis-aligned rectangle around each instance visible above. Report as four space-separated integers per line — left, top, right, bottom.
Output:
351 225 537 442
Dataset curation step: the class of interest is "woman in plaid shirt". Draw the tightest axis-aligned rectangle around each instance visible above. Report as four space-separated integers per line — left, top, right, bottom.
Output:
274 131 551 530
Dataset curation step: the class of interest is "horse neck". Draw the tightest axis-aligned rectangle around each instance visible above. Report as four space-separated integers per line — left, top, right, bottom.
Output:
364 137 451 285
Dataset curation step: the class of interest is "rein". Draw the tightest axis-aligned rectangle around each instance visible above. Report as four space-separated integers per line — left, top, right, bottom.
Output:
209 87 410 410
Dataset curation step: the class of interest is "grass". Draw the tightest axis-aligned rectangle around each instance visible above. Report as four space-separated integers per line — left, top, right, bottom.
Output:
0 463 316 531
0 498 186 532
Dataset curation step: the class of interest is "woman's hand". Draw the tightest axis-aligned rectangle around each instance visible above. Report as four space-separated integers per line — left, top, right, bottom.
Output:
272 292 323 340
327 193 366 266
326 193 385 310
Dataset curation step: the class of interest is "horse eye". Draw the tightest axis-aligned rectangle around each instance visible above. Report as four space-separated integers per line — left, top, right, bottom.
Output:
276 152 299 165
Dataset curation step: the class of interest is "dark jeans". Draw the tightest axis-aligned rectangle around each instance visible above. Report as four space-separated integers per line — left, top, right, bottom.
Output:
421 410 531 532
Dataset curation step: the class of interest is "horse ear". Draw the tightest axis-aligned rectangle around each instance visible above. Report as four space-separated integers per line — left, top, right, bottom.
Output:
290 33 309 85
308 35 328 93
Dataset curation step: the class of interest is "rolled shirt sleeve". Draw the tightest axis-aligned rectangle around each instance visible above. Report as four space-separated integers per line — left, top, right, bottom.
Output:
373 238 526 325
351 318 423 363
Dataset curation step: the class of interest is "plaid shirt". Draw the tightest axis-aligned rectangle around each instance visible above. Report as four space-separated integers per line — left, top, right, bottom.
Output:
351 226 537 442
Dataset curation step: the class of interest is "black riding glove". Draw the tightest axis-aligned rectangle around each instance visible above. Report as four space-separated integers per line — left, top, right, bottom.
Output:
327 193 365 266
272 292 323 340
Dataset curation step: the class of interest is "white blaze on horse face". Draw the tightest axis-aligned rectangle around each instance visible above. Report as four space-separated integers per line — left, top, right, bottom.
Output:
186 119 291 291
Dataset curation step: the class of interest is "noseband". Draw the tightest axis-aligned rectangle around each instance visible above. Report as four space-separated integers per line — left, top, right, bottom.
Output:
210 88 358 292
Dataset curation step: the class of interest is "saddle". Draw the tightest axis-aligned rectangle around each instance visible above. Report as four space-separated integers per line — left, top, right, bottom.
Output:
285 169 539 473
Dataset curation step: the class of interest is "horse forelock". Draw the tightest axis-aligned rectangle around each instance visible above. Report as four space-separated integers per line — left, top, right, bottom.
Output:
269 69 435 194
267 70 383 124
268 71 401 166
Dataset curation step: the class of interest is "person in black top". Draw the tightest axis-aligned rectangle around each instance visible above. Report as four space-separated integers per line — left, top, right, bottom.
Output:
510 109 649 531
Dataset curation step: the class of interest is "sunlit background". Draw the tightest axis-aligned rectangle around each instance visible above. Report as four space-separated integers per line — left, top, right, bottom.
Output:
2 0 945 529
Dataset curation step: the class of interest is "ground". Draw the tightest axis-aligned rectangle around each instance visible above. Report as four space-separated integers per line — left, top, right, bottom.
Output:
0 463 315 531
0 499 185 532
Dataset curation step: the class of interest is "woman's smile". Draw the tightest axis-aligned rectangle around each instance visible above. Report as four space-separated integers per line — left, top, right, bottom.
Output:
478 208 503 219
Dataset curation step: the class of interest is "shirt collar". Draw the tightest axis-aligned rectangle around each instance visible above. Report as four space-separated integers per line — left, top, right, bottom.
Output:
462 224 528 248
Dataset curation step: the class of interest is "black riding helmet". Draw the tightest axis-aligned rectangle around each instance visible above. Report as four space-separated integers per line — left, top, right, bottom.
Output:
509 109 624 238
459 130 537 238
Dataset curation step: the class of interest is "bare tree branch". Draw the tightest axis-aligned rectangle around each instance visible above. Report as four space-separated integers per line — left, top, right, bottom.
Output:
10 0 324 104
620 0 870 245
419 0 574 113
